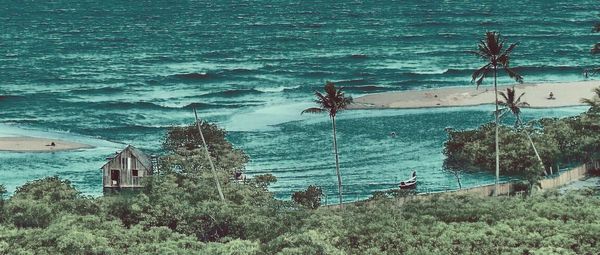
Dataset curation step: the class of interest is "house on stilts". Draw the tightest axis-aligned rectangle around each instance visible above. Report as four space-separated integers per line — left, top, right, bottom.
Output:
101 145 155 193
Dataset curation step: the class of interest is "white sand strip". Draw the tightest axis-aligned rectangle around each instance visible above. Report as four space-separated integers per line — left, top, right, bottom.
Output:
0 136 93 152
351 80 600 109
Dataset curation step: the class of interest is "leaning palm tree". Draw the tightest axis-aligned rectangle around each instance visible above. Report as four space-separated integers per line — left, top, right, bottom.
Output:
302 81 352 206
580 87 600 114
497 87 546 176
471 31 523 196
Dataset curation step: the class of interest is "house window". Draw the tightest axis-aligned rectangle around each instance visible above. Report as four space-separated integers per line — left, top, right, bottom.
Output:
132 170 139 177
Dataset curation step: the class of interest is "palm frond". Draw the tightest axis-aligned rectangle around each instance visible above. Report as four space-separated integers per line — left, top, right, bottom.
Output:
477 40 492 56
303 81 352 118
337 96 353 109
324 81 337 96
301 107 325 115
471 63 492 87
314 91 332 109
515 92 526 104
497 39 505 55
485 32 500 54
503 67 523 83
580 98 598 106
498 91 509 102
593 87 600 98
502 43 518 56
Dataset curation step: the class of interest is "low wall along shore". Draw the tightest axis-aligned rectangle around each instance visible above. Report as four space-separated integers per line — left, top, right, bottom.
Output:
427 162 595 198
331 162 597 208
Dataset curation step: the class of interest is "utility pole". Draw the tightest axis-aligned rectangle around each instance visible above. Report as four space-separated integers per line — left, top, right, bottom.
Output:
193 108 225 201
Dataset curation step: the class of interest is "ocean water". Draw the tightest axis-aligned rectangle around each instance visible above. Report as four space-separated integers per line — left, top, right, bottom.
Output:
0 1 597 201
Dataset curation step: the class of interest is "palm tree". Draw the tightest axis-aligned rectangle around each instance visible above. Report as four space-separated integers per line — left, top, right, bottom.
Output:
471 31 523 196
497 87 547 176
580 87 600 113
302 81 352 206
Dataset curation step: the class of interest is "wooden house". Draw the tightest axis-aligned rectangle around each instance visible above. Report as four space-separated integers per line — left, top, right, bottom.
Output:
101 145 154 193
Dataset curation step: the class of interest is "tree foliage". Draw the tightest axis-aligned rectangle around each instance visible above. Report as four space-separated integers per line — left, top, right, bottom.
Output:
470 31 523 87
444 111 600 187
2 122 600 254
160 122 248 176
292 185 323 209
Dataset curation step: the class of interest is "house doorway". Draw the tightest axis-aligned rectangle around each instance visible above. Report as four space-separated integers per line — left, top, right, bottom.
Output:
110 170 120 186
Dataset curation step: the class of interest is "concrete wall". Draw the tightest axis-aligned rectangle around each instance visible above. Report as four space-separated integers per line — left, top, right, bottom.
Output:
428 163 591 198
332 162 596 208
539 164 588 190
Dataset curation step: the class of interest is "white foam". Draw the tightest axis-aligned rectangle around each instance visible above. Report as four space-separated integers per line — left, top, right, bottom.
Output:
255 85 300 93
222 101 315 131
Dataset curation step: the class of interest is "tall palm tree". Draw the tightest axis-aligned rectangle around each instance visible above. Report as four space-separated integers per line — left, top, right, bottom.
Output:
580 87 600 113
471 31 523 196
302 81 352 206
497 87 546 176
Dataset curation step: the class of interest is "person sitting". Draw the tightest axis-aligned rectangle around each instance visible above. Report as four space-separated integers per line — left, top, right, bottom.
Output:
548 92 555 100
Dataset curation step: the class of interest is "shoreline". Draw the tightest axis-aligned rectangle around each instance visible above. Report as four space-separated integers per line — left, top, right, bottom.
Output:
0 136 93 152
351 80 600 110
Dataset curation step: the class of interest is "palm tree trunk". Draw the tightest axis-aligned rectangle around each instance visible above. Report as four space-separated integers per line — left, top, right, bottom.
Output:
194 108 225 202
517 116 547 176
494 66 500 196
331 116 343 207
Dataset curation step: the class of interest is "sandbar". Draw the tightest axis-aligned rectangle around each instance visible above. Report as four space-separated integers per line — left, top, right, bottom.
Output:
351 80 600 109
0 136 93 152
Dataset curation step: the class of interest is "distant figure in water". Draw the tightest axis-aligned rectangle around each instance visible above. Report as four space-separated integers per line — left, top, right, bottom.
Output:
548 92 555 100
390 132 397 138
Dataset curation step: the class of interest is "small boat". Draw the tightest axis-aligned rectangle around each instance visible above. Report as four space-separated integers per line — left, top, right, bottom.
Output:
399 171 416 189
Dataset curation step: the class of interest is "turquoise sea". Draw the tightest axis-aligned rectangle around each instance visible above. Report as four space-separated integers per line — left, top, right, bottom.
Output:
0 1 597 202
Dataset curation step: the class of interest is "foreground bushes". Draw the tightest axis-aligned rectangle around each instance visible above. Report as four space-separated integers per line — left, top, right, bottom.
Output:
1 176 600 254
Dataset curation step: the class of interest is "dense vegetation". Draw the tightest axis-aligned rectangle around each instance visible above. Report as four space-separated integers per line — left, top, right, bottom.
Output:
444 101 600 189
1 177 600 254
1 122 600 254
444 111 600 179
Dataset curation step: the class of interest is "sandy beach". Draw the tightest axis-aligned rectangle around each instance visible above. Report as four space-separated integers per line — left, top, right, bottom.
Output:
0 136 93 152
351 80 600 109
